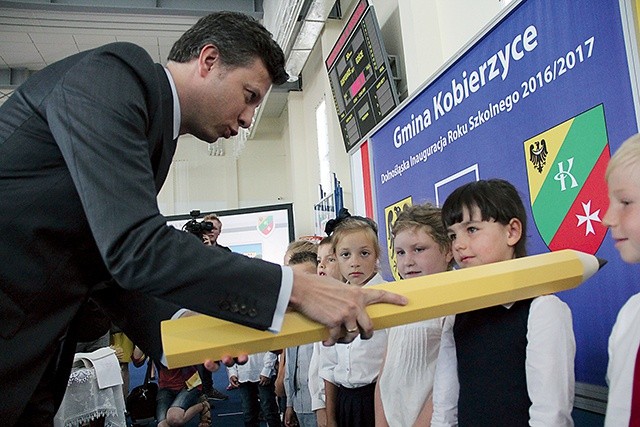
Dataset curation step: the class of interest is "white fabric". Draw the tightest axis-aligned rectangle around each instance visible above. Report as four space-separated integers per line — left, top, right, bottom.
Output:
319 274 388 388
605 292 640 426
379 317 443 427
308 342 326 411
54 366 126 427
270 265 293 333
431 314 458 427
284 343 314 414
163 67 180 140
227 351 278 382
73 347 122 389
431 295 575 427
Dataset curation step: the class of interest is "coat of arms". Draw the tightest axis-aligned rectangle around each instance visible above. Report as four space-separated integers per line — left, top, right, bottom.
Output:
523 104 610 254
257 215 274 237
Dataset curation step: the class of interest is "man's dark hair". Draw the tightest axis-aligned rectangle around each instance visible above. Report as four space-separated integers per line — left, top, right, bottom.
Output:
441 179 528 258
168 11 288 85
288 251 319 266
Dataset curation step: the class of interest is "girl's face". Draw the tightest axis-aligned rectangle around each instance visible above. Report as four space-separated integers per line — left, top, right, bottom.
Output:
317 243 343 281
446 205 521 268
394 228 452 279
336 230 378 286
603 164 640 263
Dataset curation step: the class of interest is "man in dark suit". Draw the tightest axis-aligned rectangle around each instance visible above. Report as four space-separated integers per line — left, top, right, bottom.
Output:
0 11 405 426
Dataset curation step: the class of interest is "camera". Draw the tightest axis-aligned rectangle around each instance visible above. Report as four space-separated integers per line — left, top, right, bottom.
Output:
182 210 213 238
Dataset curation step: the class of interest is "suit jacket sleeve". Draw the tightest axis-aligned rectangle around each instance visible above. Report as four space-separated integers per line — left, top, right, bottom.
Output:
45 43 282 330
88 284 173 361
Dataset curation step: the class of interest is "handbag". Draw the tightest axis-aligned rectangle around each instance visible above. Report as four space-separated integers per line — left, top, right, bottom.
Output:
126 359 158 424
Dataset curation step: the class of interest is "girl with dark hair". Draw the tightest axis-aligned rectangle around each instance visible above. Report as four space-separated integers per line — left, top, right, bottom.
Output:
432 179 576 427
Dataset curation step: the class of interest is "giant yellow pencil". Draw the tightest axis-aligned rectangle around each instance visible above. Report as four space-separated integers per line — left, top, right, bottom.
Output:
161 249 602 368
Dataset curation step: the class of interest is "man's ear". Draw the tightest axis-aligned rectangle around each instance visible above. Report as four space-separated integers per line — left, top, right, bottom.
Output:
199 44 220 76
506 218 523 247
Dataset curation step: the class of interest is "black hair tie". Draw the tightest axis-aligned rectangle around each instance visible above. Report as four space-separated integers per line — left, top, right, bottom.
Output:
324 208 351 236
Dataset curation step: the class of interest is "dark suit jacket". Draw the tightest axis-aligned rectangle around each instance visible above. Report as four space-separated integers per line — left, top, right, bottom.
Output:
0 42 282 425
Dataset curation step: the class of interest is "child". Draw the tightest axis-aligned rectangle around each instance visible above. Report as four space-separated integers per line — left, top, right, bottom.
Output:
275 240 319 421
227 351 280 427
431 179 576 426
317 235 343 281
284 251 321 427
602 134 640 425
284 239 318 265
156 364 211 427
309 236 343 427
374 203 453 427
288 250 319 274
319 213 387 427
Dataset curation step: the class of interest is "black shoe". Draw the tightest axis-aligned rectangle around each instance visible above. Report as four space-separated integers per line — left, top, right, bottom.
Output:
205 387 229 401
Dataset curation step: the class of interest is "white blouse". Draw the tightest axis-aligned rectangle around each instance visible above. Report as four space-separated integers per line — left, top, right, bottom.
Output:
319 273 388 388
379 317 444 426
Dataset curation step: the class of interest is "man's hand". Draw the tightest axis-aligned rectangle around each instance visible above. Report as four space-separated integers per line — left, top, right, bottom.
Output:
202 354 249 372
288 269 407 345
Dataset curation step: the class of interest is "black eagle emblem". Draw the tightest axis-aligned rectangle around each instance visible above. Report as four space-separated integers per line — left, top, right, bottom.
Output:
529 139 548 173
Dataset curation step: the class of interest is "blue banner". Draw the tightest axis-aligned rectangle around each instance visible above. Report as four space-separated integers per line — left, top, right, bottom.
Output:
370 0 639 386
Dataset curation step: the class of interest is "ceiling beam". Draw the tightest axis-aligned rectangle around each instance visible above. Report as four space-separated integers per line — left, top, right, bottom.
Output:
0 0 263 18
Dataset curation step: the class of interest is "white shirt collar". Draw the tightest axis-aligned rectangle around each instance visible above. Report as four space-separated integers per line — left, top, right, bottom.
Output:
163 67 181 140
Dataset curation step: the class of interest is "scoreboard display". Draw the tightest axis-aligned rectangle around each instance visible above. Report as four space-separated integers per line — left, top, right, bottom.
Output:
325 1 399 152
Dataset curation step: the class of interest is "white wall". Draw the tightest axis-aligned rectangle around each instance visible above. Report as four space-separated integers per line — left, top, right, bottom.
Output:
157 135 238 214
285 91 316 236
397 0 504 94
157 122 290 216
237 116 291 207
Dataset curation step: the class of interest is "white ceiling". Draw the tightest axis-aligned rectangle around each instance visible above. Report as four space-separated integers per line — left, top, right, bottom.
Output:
0 0 290 117
0 10 196 70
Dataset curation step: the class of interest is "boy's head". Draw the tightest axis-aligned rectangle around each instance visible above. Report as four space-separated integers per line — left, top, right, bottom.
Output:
442 179 527 267
284 239 317 265
392 203 453 278
603 134 640 263
288 250 319 275
317 236 343 281
606 133 640 180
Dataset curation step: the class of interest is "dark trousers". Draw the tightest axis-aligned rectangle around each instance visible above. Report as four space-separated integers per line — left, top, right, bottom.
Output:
15 334 76 426
237 380 280 427
197 364 214 392
336 382 376 427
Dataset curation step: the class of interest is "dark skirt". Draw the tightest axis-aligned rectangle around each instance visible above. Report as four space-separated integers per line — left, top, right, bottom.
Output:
336 382 376 427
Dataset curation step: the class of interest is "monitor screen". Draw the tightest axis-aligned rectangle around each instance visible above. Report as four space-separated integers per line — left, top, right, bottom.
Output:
325 1 399 152
166 203 295 264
